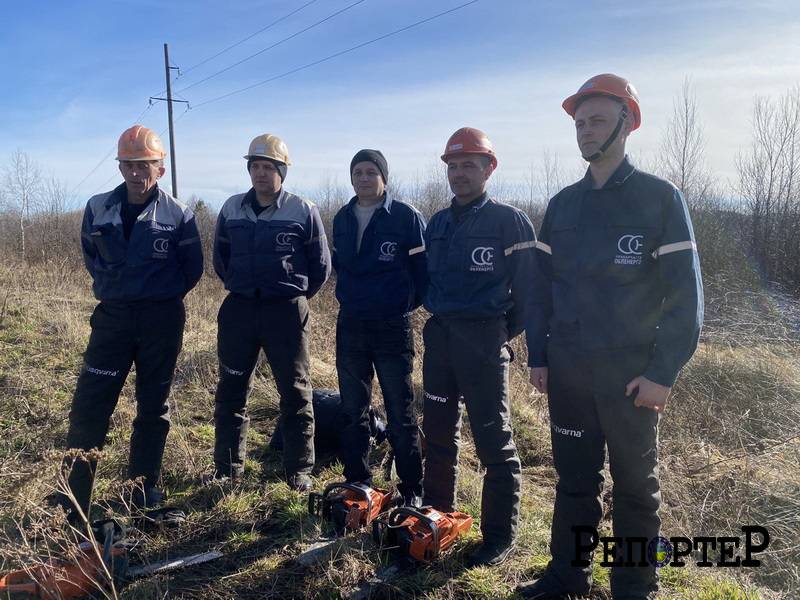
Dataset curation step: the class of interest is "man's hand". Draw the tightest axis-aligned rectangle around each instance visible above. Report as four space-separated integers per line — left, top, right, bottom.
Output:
529 367 548 395
625 376 671 413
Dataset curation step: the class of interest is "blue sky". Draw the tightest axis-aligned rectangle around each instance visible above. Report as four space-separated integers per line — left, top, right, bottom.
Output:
1 0 799 208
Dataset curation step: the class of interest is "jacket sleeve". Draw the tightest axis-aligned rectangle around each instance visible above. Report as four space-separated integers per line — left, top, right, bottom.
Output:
177 207 204 295
642 187 704 386
80 202 97 279
505 208 538 340
331 210 341 274
525 202 554 367
305 204 332 298
408 208 428 310
213 209 230 282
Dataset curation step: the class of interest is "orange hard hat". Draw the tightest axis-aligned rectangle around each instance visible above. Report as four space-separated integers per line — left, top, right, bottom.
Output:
116 125 166 161
440 127 498 168
562 74 641 130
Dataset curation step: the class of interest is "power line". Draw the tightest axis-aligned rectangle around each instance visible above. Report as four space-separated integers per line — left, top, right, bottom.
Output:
178 0 321 79
191 0 480 110
174 0 368 96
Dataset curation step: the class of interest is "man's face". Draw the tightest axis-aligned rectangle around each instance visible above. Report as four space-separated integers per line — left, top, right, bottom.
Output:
249 159 283 197
351 161 385 200
574 95 630 159
446 154 493 202
118 160 164 199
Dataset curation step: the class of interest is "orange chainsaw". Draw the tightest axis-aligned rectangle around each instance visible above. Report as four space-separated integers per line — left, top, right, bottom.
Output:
372 506 473 562
0 520 128 600
308 482 395 535
0 518 222 599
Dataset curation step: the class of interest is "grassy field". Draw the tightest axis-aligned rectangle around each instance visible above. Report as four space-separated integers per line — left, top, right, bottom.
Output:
0 258 797 599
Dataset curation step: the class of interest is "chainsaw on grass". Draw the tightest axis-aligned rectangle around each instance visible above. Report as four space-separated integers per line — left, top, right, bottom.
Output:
0 520 128 600
372 506 473 562
0 518 221 600
308 482 396 535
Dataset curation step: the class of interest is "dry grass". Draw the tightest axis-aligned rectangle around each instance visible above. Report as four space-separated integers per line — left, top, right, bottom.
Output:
0 257 795 599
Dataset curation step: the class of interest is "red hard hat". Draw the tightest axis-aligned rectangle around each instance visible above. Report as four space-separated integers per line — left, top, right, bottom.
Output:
562 74 641 130
440 127 498 168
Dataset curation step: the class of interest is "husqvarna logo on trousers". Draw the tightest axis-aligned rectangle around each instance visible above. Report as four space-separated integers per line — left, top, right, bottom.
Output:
470 246 494 272
615 234 644 265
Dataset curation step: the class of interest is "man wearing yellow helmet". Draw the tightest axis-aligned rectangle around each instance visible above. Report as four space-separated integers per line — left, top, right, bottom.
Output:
212 134 331 491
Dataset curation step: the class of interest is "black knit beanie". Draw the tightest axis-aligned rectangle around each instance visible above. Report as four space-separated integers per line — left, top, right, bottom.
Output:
350 149 388 183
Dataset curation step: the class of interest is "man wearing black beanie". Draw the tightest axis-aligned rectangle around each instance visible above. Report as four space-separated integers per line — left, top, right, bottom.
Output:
328 149 427 506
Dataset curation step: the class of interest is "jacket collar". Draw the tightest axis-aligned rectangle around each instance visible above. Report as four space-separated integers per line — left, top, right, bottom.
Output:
580 155 636 190
242 187 287 209
346 192 392 215
106 182 161 208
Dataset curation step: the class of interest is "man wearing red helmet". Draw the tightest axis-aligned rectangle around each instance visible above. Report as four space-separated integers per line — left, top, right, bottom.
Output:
518 75 703 599
422 127 538 567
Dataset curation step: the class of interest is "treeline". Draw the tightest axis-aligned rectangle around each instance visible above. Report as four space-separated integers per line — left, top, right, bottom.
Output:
2 82 799 296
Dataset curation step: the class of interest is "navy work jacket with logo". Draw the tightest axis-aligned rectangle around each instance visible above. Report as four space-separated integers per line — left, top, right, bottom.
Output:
423 193 538 338
525 156 704 386
80 183 204 302
332 195 428 320
213 188 331 299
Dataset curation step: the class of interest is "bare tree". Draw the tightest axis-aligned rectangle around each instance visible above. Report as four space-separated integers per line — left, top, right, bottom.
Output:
659 78 713 205
4 150 42 262
736 87 800 285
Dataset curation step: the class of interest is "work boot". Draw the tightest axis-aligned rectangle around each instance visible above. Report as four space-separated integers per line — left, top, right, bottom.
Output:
131 485 164 510
465 540 515 568
287 473 313 492
517 569 589 599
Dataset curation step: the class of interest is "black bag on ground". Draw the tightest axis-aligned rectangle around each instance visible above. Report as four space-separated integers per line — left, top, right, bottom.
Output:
269 388 386 454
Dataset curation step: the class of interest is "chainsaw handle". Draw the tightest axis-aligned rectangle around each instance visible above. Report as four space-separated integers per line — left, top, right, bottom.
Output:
386 507 441 559
320 482 373 520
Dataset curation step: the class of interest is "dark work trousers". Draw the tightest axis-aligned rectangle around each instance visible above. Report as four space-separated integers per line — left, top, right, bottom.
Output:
213 293 314 479
421 315 521 547
546 340 660 598
63 298 185 515
335 313 423 497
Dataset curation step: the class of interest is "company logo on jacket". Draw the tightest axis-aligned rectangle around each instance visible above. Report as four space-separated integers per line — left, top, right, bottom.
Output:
152 238 170 258
379 241 397 262
275 231 299 252
470 246 494 271
615 234 644 266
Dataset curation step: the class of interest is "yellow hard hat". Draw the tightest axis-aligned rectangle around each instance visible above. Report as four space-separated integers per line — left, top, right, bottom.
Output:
116 125 166 161
244 133 291 165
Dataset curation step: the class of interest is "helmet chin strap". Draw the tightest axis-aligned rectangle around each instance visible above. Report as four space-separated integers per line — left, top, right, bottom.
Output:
582 105 629 162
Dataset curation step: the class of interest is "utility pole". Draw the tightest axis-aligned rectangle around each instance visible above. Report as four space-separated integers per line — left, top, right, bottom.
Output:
151 44 188 198
164 43 179 198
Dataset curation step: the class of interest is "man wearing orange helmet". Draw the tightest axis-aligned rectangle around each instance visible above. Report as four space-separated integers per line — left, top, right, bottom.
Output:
56 125 204 519
422 127 538 567
519 75 703 599
212 134 331 491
